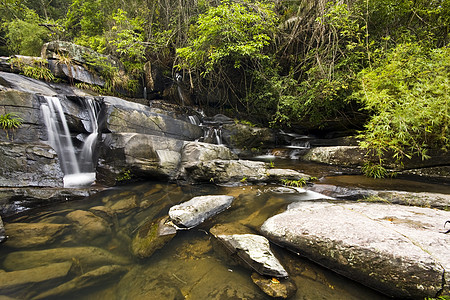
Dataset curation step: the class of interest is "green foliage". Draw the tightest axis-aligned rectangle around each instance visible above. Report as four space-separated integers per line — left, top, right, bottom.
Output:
65 0 105 38
21 59 55 81
0 113 23 140
355 43 450 164
176 0 277 75
4 9 50 56
281 178 307 187
361 162 390 179
116 169 132 182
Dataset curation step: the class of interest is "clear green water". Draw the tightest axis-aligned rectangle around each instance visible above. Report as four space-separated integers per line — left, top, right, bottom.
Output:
0 180 392 300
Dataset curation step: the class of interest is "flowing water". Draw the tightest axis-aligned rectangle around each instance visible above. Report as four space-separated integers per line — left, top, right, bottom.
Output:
4 172 441 299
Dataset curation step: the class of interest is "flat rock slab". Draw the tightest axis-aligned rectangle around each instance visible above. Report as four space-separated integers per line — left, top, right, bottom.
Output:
3 222 71 248
261 201 450 299
0 261 72 296
215 233 288 278
169 195 234 228
32 265 128 300
3 246 131 272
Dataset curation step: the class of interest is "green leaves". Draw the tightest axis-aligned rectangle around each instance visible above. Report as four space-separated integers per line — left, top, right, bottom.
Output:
356 43 450 166
0 113 23 140
176 0 277 76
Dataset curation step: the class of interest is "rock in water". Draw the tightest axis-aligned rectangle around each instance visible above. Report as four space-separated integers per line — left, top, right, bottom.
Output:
3 223 70 248
3 247 130 272
215 234 288 278
32 265 128 300
131 216 177 258
0 262 72 297
261 201 450 299
251 272 297 299
66 210 111 243
168 195 234 228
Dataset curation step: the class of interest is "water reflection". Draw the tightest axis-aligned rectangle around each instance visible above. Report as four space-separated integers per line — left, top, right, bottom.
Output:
0 182 389 299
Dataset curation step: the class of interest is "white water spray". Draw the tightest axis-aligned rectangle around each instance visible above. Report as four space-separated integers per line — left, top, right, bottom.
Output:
41 96 98 188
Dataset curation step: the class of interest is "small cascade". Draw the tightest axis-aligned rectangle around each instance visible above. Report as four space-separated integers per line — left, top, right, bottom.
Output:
203 126 223 145
40 96 99 188
188 115 200 126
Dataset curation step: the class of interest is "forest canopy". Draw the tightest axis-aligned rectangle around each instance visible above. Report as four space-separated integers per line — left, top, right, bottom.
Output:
0 0 449 173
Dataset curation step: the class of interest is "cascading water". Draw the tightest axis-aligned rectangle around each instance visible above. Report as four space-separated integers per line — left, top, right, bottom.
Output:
40 96 99 188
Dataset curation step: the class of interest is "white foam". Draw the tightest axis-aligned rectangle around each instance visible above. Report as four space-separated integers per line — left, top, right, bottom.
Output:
63 173 96 188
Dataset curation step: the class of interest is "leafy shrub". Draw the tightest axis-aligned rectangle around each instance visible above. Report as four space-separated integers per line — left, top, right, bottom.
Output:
355 43 450 166
0 113 23 140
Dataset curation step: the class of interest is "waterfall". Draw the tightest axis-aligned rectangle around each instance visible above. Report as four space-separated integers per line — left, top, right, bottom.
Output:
40 96 98 188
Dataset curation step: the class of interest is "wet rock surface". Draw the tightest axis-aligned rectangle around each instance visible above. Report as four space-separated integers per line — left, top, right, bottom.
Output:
0 262 73 298
3 247 131 272
169 195 234 228
3 223 70 248
131 215 177 259
32 265 128 300
261 201 450 298
0 216 6 243
214 233 289 278
66 210 111 243
309 184 450 209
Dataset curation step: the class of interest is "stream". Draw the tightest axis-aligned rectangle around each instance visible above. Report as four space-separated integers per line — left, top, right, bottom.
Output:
1 159 448 300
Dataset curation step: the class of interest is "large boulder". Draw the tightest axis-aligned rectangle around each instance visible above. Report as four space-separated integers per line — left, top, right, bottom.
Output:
183 159 310 184
0 142 64 187
97 133 185 185
261 201 450 299
103 96 203 141
222 122 276 155
168 195 234 228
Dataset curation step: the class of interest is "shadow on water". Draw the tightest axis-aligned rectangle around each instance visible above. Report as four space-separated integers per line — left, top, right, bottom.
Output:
0 180 392 300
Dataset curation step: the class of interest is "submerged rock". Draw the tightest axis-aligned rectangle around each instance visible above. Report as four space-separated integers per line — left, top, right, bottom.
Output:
32 265 128 300
168 195 234 228
3 223 70 248
251 272 297 299
261 201 450 299
0 262 72 297
66 210 111 243
214 234 288 278
3 247 130 272
131 216 177 259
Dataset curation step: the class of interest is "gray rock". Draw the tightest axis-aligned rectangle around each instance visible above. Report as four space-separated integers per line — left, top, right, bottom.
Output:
131 215 177 258
47 59 105 86
261 201 450 298
3 223 70 248
309 184 450 209
169 195 234 228
97 133 185 185
0 142 64 187
3 247 130 272
221 123 276 153
66 210 111 242
0 262 72 297
183 159 309 184
103 96 203 141
215 234 288 278
32 265 128 300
